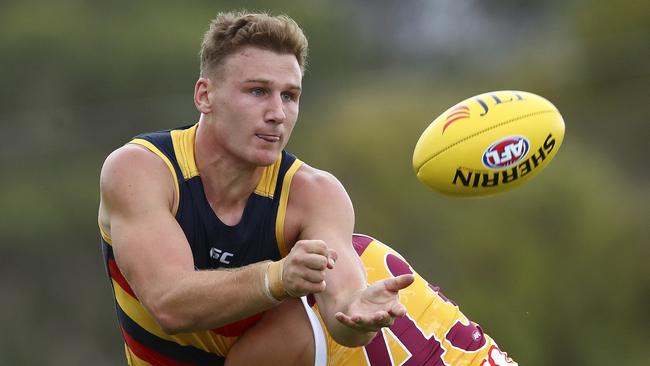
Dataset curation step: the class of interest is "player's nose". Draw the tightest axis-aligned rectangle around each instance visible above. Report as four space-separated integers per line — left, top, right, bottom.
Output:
264 93 286 123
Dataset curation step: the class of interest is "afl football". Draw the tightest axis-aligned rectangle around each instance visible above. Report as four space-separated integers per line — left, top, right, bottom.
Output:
413 90 565 196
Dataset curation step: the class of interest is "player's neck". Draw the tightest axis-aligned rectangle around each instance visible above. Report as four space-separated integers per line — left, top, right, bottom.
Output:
197 152 262 197
194 122 264 224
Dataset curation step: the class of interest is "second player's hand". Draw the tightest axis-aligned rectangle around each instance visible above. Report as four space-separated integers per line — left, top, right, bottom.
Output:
334 274 415 332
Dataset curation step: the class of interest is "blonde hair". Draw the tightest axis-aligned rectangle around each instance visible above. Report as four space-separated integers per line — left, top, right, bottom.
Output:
200 11 309 77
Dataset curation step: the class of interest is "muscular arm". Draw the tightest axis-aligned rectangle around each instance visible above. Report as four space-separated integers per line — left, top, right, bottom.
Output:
100 145 278 334
287 167 378 346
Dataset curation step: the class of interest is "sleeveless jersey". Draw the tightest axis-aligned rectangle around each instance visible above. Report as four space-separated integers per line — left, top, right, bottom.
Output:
100 123 303 366
307 234 518 366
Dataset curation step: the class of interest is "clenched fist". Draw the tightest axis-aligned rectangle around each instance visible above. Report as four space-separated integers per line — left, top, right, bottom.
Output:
266 240 338 300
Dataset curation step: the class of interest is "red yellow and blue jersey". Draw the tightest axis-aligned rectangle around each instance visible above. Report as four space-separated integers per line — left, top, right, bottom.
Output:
307 234 518 366
99 123 303 365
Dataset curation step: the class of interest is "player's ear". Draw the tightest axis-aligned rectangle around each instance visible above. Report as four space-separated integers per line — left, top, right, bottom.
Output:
194 77 213 114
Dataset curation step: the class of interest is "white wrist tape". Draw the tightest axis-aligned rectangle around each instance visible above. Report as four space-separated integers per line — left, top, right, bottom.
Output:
262 262 282 304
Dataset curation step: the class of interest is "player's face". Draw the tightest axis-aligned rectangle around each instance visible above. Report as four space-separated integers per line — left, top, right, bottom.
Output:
208 46 302 167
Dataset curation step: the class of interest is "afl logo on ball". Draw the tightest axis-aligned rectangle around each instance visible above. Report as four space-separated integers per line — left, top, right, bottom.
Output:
482 136 530 170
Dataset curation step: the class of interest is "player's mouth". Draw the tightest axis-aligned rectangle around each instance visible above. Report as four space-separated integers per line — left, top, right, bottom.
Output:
255 134 281 143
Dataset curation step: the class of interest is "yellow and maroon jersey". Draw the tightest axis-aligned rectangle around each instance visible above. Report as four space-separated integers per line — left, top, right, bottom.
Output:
99 123 303 365
308 234 518 366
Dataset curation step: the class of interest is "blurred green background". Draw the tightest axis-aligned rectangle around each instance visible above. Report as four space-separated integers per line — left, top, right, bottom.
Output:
1 0 648 365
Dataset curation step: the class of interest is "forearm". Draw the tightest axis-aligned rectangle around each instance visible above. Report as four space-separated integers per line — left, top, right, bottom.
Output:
146 261 278 334
327 321 377 347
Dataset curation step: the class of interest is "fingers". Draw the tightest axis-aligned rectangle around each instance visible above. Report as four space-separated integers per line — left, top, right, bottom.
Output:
335 273 414 332
335 310 394 332
388 302 407 318
300 269 328 284
383 274 415 292
327 249 338 269
291 279 326 295
300 240 329 256
282 264 327 296
294 240 336 270
286 241 330 273
282 240 338 297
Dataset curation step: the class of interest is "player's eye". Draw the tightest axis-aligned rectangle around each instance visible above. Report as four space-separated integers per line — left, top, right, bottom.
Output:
250 88 267 97
281 92 297 102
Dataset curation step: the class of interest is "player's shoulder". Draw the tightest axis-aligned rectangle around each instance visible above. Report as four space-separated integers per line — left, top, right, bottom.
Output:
288 164 354 226
292 163 344 192
102 144 170 183
291 163 347 198
100 143 176 205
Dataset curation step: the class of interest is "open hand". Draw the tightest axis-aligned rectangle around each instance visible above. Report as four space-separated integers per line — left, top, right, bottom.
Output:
334 274 415 332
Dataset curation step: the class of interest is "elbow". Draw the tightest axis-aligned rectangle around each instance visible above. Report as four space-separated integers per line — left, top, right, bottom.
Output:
155 312 190 335
146 298 194 335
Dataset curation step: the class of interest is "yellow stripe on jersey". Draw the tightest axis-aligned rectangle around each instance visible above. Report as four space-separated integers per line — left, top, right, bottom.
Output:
112 277 232 356
168 122 283 198
254 153 283 198
274 159 303 257
99 221 112 245
170 124 200 180
124 344 152 366
128 138 180 215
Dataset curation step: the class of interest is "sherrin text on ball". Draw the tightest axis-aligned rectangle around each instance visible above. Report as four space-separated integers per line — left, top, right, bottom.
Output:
413 90 565 197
